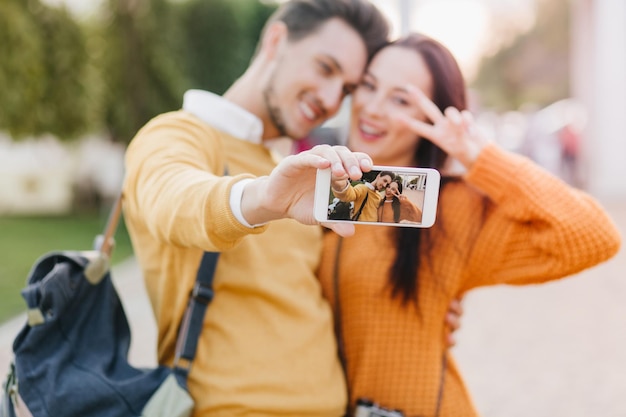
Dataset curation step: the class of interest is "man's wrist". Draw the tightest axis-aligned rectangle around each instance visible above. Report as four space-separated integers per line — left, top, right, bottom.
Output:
240 177 282 225
231 179 265 228
332 179 350 193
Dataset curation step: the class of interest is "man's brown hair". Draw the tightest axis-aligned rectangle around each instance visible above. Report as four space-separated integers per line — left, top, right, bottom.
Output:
263 0 390 60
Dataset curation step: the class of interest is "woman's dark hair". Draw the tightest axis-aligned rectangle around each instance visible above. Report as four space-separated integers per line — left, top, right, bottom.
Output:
386 33 468 306
377 177 403 223
391 179 403 223
263 0 390 60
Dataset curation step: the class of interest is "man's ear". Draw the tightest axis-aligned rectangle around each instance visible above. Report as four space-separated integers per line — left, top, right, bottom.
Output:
260 21 288 60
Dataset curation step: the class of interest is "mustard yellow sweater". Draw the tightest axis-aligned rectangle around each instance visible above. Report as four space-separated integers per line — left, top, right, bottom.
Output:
335 183 383 222
123 111 346 416
318 144 621 417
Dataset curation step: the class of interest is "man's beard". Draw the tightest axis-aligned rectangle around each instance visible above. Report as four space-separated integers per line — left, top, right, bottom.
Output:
262 75 289 138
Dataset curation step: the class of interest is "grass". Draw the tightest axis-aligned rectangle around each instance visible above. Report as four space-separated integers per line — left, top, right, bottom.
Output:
0 213 134 322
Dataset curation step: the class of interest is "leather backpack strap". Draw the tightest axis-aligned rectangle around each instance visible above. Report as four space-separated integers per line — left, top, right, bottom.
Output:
173 251 219 382
94 195 123 257
351 193 369 221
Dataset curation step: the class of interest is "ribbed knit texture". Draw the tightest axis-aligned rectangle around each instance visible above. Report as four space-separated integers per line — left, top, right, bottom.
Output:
378 199 423 223
124 111 346 416
318 144 621 417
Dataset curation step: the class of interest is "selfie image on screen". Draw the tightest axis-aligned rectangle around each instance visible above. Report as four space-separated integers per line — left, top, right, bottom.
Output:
327 169 427 224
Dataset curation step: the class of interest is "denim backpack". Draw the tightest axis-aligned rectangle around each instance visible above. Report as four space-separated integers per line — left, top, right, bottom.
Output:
1 198 218 417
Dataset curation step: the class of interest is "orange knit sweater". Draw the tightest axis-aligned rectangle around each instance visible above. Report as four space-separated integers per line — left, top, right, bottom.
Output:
378 198 423 223
318 144 621 417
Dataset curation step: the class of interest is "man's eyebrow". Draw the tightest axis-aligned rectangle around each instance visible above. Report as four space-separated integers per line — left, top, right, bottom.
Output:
321 54 343 72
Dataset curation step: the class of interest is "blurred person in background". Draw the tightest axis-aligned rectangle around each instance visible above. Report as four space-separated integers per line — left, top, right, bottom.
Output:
318 33 621 417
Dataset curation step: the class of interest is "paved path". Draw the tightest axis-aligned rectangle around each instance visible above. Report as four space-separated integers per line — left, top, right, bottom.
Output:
1 201 625 416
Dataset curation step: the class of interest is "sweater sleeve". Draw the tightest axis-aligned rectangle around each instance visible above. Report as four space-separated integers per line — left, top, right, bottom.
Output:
334 182 365 203
459 143 621 291
123 111 267 252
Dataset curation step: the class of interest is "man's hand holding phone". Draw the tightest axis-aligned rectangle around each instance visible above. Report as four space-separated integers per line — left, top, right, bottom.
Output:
240 145 372 236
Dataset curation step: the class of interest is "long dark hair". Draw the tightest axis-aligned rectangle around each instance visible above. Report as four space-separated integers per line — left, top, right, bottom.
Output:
378 177 403 223
387 33 468 306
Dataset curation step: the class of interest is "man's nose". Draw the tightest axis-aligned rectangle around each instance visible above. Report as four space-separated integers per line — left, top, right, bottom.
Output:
318 81 345 116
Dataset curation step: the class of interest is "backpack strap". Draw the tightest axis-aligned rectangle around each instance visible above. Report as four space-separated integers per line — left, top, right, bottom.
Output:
351 193 369 221
172 251 219 383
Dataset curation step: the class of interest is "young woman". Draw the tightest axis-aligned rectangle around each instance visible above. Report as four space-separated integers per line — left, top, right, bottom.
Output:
317 33 621 416
377 177 423 224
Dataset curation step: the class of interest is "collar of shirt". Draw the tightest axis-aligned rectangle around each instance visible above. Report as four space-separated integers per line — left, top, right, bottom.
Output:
182 89 263 145
365 182 375 191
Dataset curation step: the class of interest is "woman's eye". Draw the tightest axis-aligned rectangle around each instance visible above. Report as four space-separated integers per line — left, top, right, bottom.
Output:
392 96 410 106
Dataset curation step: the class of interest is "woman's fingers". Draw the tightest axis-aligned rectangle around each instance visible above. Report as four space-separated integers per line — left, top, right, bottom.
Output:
406 84 444 123
394 113 437 140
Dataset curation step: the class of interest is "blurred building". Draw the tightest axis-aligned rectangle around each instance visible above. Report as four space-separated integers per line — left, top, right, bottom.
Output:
571 0 626 200
0 135 124 215
0 135 74 215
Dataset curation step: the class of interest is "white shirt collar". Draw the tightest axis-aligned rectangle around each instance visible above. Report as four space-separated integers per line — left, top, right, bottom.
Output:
182 89 263 144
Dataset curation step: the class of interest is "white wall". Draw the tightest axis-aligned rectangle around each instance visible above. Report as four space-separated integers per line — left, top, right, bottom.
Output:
572 0 626 200
0 136 74 215
0 135 125 215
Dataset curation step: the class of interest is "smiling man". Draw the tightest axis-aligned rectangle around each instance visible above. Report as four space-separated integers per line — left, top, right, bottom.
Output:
122 1 389 416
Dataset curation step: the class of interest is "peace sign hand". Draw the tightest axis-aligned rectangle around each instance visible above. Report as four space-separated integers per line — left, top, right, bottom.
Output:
394 85 491 169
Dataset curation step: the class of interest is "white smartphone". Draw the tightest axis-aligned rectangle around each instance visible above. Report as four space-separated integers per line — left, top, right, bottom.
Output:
314 165 441 228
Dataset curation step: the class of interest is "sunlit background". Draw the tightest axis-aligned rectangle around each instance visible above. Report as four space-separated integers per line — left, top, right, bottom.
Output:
1 1 625 415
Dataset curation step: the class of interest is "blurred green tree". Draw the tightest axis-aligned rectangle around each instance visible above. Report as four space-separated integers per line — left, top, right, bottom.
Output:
96 0 188 143
472 0 571 111
0 0 278 143
0 0 90 140
176 0 277 94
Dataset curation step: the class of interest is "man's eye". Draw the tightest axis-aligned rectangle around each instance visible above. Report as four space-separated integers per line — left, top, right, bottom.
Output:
319 62 332 75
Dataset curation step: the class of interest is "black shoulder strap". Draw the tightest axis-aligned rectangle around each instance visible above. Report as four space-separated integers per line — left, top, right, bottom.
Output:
173 251 219 383
351 193 369 221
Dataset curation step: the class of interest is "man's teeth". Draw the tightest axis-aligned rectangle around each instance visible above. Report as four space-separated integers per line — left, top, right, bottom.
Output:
300 103 316 120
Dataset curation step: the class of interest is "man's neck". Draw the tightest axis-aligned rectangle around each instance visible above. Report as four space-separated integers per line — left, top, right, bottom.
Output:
224 72 282 142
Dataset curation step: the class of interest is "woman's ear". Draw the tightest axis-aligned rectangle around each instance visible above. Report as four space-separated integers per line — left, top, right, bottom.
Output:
259 21 288 60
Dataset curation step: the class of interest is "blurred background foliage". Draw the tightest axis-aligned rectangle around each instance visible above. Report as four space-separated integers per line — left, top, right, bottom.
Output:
0 0 571 143
0 0 278 143
473 0 570 110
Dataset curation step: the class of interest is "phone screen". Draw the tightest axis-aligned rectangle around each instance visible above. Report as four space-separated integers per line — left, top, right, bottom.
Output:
315 166 440 228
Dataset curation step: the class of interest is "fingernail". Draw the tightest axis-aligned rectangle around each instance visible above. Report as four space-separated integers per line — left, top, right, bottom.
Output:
349 166 361 177
361 159 372 170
